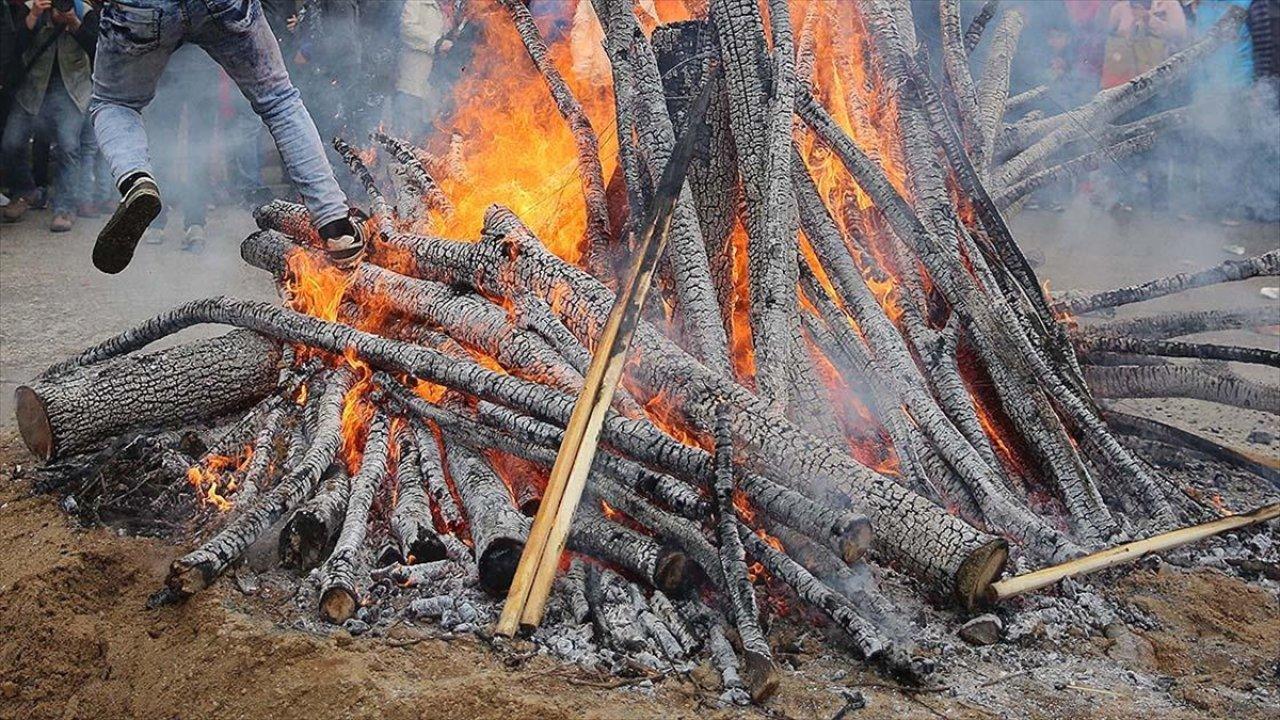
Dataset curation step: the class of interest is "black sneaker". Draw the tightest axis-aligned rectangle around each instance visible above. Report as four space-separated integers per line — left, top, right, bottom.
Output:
93 175 162 274
321 218 366 269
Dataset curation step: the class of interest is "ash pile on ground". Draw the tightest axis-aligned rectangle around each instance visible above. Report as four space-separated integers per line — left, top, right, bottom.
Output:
23 426 1280 714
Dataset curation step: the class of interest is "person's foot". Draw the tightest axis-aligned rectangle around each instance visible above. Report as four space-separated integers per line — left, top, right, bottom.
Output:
93 174 162 274
50 213 75 232
319 216 366 269
2 194 36 223
182 224 206 252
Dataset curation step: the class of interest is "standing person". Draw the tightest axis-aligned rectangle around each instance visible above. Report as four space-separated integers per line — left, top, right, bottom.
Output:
390 0 447 142
144 44 220 250
1104 0 1189 88
89 0 363 274
1 0 99 231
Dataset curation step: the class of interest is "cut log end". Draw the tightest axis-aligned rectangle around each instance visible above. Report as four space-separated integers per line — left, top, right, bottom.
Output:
478 538 525 596
742 650 781 704
14 386 53 462
167 560 214 597
319 586 359 625
654 547 690 594
405 536 449 565
279 512 336 570
955 538 1010 610
839 517 875 564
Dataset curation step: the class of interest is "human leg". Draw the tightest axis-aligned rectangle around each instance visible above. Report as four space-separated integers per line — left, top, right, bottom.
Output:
190 0 348 228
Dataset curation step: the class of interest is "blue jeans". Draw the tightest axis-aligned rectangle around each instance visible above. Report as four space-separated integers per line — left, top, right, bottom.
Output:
89 0 348 227
1 74 84 214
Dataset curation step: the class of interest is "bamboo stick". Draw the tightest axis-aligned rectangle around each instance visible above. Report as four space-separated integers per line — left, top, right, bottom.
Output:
495 75 716 636
988 503 1280 602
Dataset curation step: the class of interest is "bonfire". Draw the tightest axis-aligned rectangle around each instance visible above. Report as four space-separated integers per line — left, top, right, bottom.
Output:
16 0 1278 705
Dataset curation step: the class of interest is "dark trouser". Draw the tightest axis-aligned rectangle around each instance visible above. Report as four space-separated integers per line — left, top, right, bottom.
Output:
1 74 84 213
147 46 218 229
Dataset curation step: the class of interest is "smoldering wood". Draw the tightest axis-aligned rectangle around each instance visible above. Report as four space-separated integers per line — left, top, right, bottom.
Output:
567 503 689 594
1077 335 1280 368
372 131 453 215
444 443 532 596
585 565 649 653
993 8 1248 190
561 557 591 625
711 404 778 704
166 368 355 596
974 10 1024 168
1084 364 1280 414
1061 249 1280 315
1082 306 1280 340
1103 408 1280 485
628 584 686 662
17 331 281 462
964 0 1000 53
279 462 349 570
319 412 394 624
332 137 395 238
994 133 1158 210
391 434 448 565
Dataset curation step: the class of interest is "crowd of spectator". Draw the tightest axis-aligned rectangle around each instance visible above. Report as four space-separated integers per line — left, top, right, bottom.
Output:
1 0 468 241
1 0 1278 241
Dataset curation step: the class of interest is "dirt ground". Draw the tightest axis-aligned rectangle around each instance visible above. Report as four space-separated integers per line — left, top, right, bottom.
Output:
0 203 1277 719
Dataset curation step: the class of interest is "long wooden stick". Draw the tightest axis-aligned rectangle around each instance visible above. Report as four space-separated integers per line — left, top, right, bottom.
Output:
988 502 1280 602
495 74 716 637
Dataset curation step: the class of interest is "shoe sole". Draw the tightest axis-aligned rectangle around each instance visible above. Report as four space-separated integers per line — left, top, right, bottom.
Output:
93 191 162 274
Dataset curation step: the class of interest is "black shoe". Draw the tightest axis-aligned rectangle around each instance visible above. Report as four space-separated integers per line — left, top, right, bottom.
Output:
320 217 366 269
93 176 162 274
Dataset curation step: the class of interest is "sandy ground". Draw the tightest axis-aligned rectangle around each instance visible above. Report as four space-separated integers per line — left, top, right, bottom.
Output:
0 204 1277 719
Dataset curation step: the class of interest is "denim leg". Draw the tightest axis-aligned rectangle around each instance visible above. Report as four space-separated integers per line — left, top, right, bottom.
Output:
45 82 86 214
190 5 349 226
0 106 37 198
89 0 182 189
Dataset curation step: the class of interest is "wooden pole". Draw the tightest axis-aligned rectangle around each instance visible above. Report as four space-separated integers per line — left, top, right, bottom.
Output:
495 73 717 637
988 502 1280 602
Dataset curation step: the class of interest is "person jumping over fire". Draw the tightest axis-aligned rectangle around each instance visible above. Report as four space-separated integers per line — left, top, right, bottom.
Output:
87 0 364 274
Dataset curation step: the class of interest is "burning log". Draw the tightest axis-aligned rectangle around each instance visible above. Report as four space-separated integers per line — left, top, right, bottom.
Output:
410 422 472 563
561 557 591 625
711 404 778 704
16 331 281 462
319 412 394 624
371 131 453 216
497 0 611 265
1060 249 1280 316
382 210 1007 603
390 434 448 565
445 444 531 596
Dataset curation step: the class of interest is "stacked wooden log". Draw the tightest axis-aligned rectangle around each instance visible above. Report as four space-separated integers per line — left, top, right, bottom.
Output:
15 0 1273 704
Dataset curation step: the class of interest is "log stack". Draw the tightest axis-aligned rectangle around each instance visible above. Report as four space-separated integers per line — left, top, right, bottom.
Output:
16 0 1273 705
